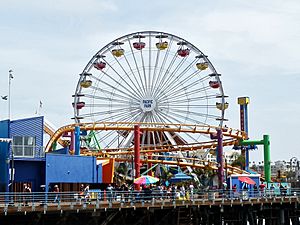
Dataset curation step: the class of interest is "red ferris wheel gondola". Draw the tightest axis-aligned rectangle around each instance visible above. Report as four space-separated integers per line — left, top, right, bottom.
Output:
133 42 146 50
94 62 106 70
209 81 220 89
72 102 85 109
177 49 190 57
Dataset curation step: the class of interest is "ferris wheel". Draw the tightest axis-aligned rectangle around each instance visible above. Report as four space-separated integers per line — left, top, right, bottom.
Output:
73 31 227 150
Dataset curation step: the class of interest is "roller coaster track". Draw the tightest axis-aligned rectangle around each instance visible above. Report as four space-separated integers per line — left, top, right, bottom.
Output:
45 121 247 152
43 120 69 147
110 157 248 175
44 122 248 175
82 138 238 155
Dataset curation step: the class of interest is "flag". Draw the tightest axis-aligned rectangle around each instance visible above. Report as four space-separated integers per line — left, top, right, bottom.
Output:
39 100 43 108
1 95 8 100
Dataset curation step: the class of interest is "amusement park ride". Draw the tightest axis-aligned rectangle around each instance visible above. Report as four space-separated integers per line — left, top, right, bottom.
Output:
45 31 271 187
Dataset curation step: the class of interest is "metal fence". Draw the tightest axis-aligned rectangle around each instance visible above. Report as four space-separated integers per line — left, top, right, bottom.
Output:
0 188 299 207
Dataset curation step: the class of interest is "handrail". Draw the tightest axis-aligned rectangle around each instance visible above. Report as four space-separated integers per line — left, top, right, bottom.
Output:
0 188 299 207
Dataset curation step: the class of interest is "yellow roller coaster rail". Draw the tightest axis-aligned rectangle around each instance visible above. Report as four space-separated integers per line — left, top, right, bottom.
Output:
81 138 238 157
45 121 247 152
111 157 248 175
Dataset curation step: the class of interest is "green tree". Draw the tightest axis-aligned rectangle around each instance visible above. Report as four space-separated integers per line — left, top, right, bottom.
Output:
231 153 245 169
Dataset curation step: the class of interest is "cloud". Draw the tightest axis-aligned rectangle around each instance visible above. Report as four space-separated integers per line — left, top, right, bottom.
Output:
0 0 118 14
0 0 300 161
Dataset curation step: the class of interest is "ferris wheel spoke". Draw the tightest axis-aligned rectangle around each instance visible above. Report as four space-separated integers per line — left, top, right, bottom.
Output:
139 48 148 94
120 131 134 148
153 54 178 97
153 42 191 97
158 74 210 101
114 108 143 123
92 70 140 102
117 133 130 148
94 108 141 122
127 38 147 96
156 112 197 142
157 108 204 125
122 54 146 98
90 76 139 102
84 103 139 108
154 56 191 98
107 52 144 99
88 91 135 105
151 114 169 145
102 53 144 99
104 132 122 149
83 93 135 105
167 107 220 120
149 48 161 95
140 130 147 146
182 86 211 97
157 86 209 104
155 110 199 143
115 110 142 123
97 130 115 142
160 94 219 105
120 113 147 148
165 104 215 108
97 131 117 148
80 107 134 118
158 73 210 101
150 37 174 96
158 59 198 96
164 86 211 102
147 35 152 96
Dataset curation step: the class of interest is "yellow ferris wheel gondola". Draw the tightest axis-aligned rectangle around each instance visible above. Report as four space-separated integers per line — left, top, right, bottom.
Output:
156 41 168 50
216 102 229 110
80 80 92 88
196 62 208 70
112 49 124 57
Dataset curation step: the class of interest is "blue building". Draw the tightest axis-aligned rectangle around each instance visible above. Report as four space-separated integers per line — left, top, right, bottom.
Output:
0 116 103 192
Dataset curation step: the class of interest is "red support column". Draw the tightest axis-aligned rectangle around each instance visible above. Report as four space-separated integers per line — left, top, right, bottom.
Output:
217 128 224 189
134 125 141 190
147 153 152 176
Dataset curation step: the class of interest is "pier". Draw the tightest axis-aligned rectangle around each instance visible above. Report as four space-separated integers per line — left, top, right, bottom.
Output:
1 189 300 225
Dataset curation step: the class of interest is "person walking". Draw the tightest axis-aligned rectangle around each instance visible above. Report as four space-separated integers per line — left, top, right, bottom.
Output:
23 183 31 205
53 185 60 203
84 184 91 203
106 184 113 202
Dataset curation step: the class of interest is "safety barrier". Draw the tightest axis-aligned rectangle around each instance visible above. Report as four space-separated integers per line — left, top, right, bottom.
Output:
0 188 299 208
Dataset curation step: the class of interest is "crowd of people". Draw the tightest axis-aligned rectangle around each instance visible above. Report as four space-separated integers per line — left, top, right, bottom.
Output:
18 180 291 205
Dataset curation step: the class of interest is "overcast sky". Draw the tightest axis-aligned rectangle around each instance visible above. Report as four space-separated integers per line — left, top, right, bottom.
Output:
0 0 299 162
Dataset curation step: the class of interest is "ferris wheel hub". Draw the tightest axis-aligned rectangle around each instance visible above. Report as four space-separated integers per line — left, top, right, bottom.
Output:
140 97 156 112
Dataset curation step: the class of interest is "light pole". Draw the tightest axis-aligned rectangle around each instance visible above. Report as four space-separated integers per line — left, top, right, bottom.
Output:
8 70 13 120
